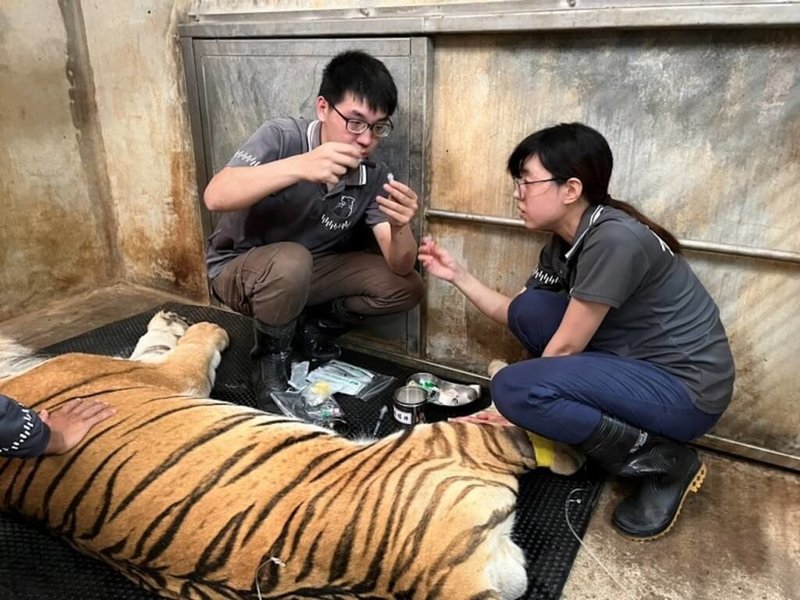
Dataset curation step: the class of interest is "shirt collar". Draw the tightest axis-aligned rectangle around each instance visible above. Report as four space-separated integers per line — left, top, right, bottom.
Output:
307 119 322 150
564 205 605 262
307 120 368 187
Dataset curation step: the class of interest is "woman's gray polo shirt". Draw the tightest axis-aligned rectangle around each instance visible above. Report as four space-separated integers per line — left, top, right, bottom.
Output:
526 205 735 414
206 117 390 279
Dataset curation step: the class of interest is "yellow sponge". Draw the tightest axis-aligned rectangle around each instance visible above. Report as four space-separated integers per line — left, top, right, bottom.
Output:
526 432 556 468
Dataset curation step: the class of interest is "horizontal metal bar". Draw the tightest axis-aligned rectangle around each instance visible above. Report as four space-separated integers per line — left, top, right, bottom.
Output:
340 339 490 388
697 434 799 473
425 208 800 265
679 239 800 264
180 1 800 38
426 209 524 230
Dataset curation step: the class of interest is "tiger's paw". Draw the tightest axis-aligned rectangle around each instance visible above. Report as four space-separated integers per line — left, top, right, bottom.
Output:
550 443 586 476
181 322 230 353
178 321 230 352
527 432 586 476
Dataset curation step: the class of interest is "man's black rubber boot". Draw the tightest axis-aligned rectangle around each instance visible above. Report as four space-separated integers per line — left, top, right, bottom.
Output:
298 299 363 362
297 315 344 362
578 413 707 540
251 320 295 410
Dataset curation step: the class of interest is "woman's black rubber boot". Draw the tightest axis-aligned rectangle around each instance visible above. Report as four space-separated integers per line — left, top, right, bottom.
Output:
578 413 707 540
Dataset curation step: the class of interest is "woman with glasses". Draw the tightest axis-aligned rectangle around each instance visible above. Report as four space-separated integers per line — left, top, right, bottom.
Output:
418 122 734 540
203 50 423 407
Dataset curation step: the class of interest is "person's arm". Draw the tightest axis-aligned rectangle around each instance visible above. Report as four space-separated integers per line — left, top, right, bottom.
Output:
418 237 512 325
542 298 610 356
545 220 649 356
372 178 420 275
204 142 362 212
0 395 116 458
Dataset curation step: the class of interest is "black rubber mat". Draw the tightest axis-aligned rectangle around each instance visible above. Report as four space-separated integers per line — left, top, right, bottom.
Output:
0 303 604 600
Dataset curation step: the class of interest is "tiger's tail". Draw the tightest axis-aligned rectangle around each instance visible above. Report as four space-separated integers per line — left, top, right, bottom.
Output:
0 335 46 381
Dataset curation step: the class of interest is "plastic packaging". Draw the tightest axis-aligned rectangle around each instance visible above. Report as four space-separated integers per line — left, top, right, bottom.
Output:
406 372 481 407
306 360 396 401
270 387 344 424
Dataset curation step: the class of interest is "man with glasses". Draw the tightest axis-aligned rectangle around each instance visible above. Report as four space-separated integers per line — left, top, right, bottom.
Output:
203 50 423 407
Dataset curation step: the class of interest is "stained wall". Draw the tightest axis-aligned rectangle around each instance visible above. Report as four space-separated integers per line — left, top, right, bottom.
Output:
424 31 800 456
0 0 206 322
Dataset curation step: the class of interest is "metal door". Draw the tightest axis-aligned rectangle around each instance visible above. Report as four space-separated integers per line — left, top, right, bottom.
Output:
182 37 433 355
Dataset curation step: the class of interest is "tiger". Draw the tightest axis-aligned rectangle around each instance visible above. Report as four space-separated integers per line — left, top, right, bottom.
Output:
0 311 583 600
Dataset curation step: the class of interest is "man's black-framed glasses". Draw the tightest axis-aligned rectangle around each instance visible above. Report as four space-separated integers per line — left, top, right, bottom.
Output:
326 100 394 138
513 177 559 192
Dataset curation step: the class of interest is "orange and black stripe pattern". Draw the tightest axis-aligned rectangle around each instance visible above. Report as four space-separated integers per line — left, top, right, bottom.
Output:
0 322 537 600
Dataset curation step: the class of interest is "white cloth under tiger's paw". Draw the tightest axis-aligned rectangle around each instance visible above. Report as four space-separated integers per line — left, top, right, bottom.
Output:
130 311 191 362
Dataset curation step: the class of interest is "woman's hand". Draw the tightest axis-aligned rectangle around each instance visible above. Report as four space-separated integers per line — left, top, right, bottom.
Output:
40 398 116 455
418 236 464 283
449 406 512 427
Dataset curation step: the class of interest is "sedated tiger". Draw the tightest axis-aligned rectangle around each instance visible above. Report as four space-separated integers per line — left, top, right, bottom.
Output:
0 311 581 600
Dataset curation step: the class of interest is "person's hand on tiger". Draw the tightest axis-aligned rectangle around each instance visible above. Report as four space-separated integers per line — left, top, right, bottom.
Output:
450 406 512 427
39 398 116 455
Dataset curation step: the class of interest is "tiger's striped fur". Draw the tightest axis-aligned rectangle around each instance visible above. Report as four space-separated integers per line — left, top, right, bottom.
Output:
0 313 579 599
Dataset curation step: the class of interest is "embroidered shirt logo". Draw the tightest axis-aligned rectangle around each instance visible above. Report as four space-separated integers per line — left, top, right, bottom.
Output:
531 267 560 287
232 150 261 167
332 195 355 219
321 195 356 232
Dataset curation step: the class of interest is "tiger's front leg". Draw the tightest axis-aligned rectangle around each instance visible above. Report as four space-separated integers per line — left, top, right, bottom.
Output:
153 322 230 397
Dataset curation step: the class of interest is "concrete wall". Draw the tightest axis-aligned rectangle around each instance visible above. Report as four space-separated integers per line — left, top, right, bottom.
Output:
0 2 117 321
191 0 505 11
81 0 206 296
424 30 800 458
0 0 206 322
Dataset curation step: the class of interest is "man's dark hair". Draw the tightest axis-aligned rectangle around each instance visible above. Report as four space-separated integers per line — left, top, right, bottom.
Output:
319 50 398 116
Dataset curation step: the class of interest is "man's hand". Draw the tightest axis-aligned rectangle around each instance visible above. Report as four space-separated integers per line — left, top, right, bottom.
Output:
39 398 116 455
301 142 361 185
376 177 419 229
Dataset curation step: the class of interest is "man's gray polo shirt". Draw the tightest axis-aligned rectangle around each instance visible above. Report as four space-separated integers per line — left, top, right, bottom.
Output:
206 117 390 279
526 205 735 414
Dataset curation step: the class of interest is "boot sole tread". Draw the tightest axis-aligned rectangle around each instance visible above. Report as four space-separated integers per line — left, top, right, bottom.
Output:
617 459 707 542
